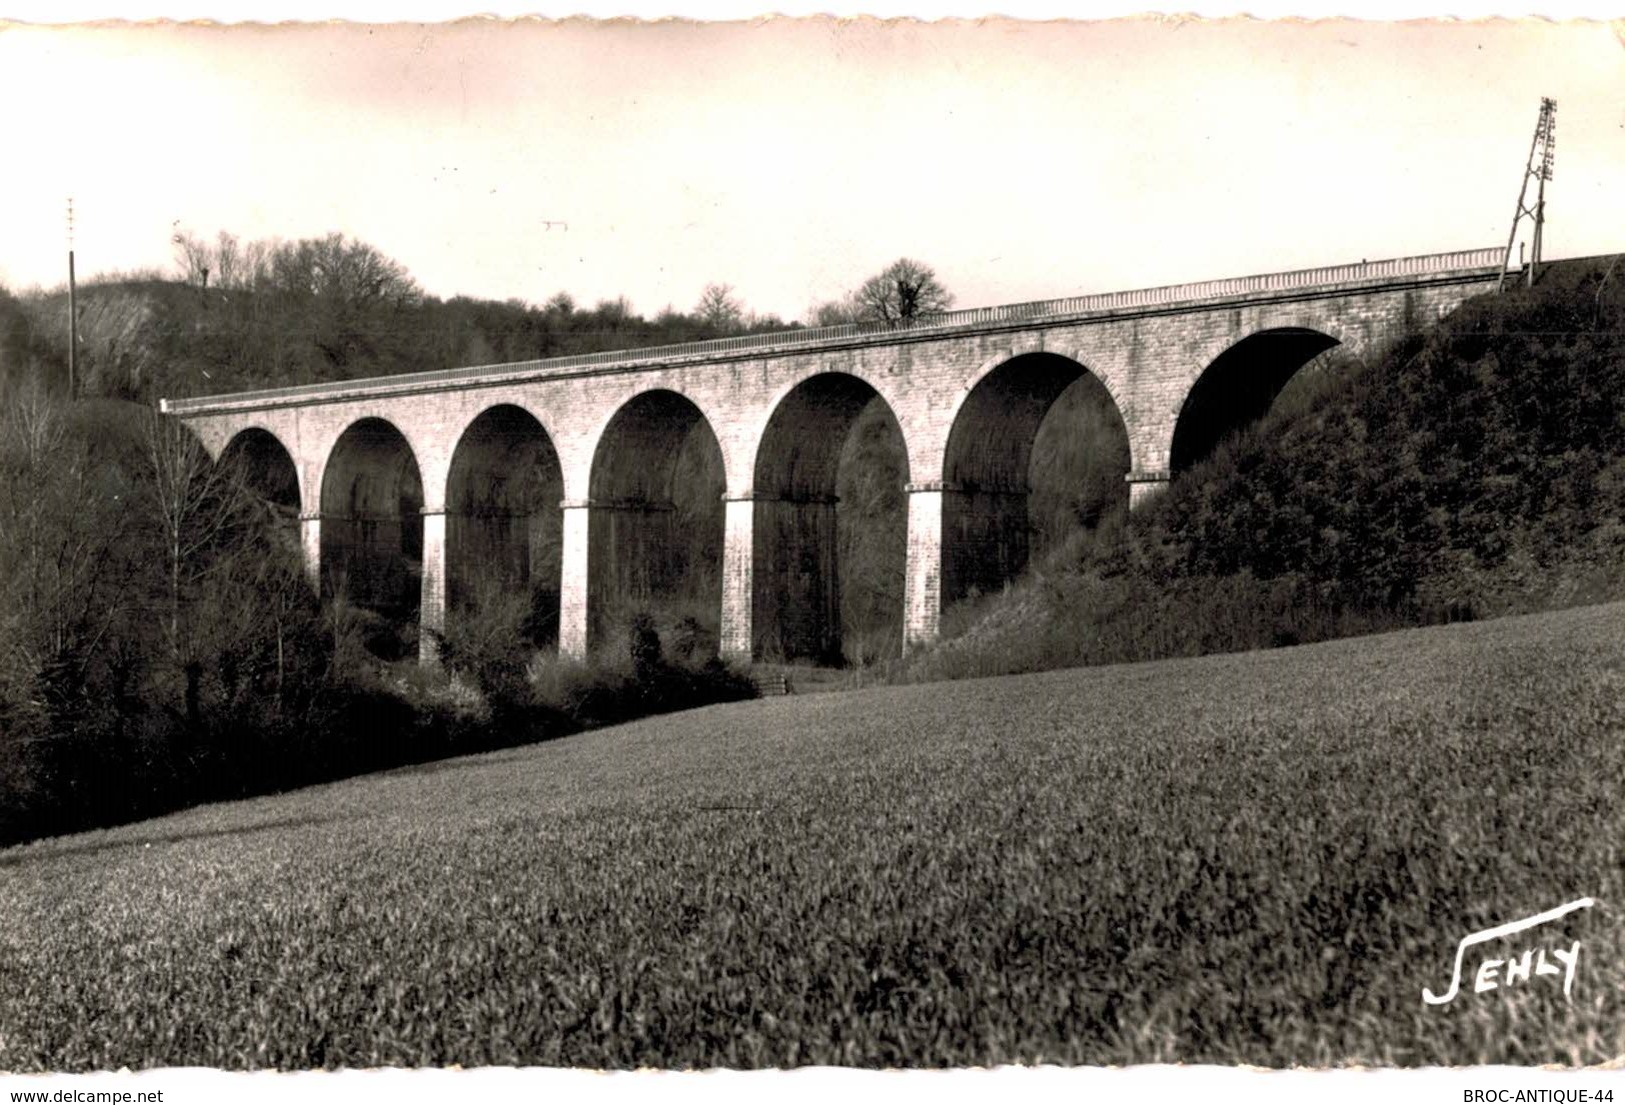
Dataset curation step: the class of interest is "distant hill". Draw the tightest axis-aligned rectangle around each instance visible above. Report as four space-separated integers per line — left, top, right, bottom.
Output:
907 255 1625 681
8 270 796 406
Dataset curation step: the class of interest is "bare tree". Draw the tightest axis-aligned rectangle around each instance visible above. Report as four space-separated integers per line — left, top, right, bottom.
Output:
808 297 859 328
263 233 420 306
144 414 247 666
204 524 313 710
238 236 274 290
213 231 242 290
0 386 132 731
171 230 211 289
853 258 953 324
308 232 421 307
695 283 744 334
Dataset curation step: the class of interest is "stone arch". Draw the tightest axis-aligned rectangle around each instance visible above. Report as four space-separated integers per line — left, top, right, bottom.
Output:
445 404 564 647
745 368 917 493
586 389 725 652
219 426 301 512
750 371 909 664
573 385 735 499
1170 327 1342 473
319 417 424 622
940 351 1130 605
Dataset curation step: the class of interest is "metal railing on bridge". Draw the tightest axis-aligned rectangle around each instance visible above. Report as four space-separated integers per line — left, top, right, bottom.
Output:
161 246 1501 413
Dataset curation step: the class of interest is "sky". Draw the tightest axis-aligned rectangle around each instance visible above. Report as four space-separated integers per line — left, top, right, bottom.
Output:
1 9 1621 324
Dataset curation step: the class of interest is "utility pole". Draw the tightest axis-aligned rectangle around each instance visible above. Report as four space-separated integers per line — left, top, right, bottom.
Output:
66 198 78 400
1497 98 1557 292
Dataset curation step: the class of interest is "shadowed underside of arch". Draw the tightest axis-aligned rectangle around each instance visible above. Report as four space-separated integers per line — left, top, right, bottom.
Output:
751 372 907 664
1170 328 1341 473
220 427 300 512
446 405 563 647
587 390 724 652
942 352 1129 605
319 418 424 620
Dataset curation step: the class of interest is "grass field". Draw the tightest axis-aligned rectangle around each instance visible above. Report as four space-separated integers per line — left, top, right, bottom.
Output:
3 602 1623 1071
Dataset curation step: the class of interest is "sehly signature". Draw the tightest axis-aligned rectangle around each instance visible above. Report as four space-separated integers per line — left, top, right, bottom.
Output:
1422 897 1595 1006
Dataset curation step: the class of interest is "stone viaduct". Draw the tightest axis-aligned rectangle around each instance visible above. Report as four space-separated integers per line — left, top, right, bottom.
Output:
160 247 1503 665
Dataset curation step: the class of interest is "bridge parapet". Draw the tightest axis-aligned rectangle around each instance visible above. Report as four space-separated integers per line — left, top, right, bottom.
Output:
160 247 1500 416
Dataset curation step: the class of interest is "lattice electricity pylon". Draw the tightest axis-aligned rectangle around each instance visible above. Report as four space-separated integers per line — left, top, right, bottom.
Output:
1497 97 1557 292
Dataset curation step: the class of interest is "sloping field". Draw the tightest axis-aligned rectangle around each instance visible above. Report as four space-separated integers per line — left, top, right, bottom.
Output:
3 603 1623 1071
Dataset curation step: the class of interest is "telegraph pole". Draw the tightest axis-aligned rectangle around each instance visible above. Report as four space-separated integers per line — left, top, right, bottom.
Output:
66 197 78 400
1497 98 1557 292
1529 102 1554 283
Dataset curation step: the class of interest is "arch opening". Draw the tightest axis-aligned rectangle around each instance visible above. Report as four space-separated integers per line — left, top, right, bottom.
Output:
219 428 300 514
319 418 424 630
752 373 908 665
942 352 1130 606
220 428 303 570
446 405 564 649
587 390 724 655
1170 328 1341 473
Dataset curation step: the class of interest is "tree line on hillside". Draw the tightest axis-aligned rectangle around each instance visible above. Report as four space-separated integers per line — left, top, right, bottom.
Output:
2 232 960 406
